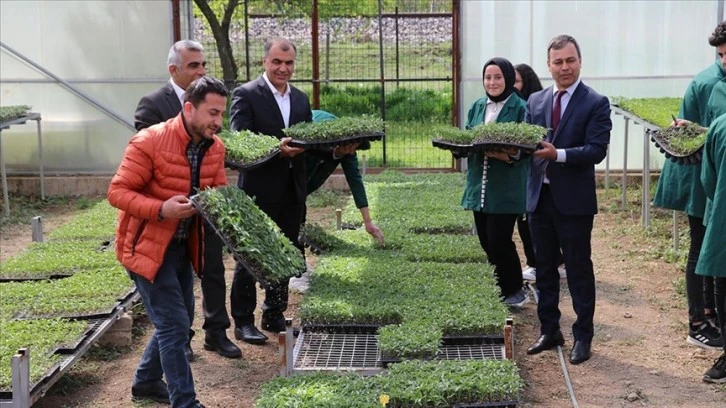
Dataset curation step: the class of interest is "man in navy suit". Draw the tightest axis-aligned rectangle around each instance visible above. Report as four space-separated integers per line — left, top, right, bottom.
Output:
524 35 612 364
228 37 312 344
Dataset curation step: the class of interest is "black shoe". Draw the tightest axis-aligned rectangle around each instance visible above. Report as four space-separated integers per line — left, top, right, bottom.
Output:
569 341 592 364
703 353 726 384
261 317 287 333
526 330 565 355
204 331 242 358
131 379 170 405
234 324 268 344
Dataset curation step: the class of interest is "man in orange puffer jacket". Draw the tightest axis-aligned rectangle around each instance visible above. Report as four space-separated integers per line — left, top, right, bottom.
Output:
108 76 227 408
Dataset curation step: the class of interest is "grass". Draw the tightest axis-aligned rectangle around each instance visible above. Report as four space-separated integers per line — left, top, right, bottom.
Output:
0 195 102 229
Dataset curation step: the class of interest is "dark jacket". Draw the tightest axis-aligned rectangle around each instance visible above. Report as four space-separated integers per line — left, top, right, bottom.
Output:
525 82 612 215
134 81 183 131
229 76 312 204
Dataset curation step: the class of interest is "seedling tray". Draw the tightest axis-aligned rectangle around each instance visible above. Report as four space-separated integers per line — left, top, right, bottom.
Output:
302 324 380 334
648 128 704 165
224 148 280 171
190 195 301 290
52 319 104 355
288 132 384 149
0 273 73 283
432 139 538 156
432 139 473 156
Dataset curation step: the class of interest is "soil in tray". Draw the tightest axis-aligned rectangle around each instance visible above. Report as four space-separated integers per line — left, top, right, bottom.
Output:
649 125 707 163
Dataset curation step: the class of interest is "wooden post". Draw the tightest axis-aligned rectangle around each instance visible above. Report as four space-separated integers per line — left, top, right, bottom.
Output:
361 155 367 176
31 216 43 242
504 318 514 360
278 332 288 377
336 209 342 230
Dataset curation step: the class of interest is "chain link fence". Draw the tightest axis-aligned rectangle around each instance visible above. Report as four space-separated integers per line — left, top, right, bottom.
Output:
195 0 455 168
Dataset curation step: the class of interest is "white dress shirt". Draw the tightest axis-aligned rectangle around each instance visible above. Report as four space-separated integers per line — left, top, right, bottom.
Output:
262 72 291 128
484 94 511 124
170 79 186 107
551 78 581 163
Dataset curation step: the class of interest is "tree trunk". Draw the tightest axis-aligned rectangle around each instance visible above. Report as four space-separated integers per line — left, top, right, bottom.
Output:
194 0 240 90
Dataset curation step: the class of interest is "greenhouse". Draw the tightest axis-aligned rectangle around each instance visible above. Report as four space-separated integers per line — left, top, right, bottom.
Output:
1 0 725 407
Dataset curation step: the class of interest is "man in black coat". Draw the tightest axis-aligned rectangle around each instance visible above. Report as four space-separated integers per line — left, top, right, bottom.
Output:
133 40 243 360
228 37 312 344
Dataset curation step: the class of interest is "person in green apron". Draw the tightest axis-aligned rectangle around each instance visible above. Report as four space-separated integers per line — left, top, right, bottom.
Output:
696 112 726 383
652 21 726 350
303 110 384 245
461 57 529 308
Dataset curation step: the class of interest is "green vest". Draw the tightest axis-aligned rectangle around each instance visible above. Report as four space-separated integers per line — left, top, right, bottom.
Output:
652 62 725 217
695 113 726 278
461 95 528 214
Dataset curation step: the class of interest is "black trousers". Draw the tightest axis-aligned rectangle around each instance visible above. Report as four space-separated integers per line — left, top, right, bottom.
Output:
200 224 231 333
715 277 726 352
529 185 596 342
230 178 304 327
685 215 711 324
473 212 523 298
516 214 537 268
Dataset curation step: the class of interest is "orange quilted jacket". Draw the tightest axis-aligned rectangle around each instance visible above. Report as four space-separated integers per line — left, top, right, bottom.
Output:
108 115 227 282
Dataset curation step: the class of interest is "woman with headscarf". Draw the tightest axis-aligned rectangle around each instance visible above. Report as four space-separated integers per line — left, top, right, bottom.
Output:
461 57 529 307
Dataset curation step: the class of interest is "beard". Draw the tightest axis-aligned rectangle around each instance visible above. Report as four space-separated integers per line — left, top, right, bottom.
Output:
189 122 218 140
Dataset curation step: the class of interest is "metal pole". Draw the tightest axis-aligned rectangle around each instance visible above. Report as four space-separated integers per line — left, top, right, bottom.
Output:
244 0 250 82
31 216 43 242
325 28 330 83
311 0 320 109
377 0 387 166
36 118 44 199
642 129 651 228
0 131 9 215
621 117 629 209
0 42 134 131
395 6 400 88
604 144 610 189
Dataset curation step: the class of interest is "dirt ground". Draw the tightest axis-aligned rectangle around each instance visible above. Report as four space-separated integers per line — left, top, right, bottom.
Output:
3 190 726 407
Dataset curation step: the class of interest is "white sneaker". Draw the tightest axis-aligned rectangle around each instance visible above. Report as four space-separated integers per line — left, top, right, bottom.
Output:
558 265 567 279
522 266 536 281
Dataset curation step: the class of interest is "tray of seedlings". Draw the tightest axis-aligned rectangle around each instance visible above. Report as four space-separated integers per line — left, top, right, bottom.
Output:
648 123 708 164
431 125 475 156
283 116 384 149
470 122 547 154
0 105 34 129
219 129 281 171
191 186 306 289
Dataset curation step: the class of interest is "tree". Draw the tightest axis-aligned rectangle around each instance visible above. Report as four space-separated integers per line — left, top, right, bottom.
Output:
193 0 240 89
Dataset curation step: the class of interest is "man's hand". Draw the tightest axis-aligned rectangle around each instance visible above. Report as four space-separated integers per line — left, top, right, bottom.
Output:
365 221 385 246
533 140 557 160
672 119 693 127
160 195 196 219
279 137 305 158
333 142 360 158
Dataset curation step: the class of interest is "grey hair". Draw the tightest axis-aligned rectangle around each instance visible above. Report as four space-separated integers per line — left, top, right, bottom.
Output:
167 40 204 67
547 35 581 61
263 37 297 58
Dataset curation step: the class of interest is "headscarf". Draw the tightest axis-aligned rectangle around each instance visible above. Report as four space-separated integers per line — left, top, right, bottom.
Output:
482 57 516 103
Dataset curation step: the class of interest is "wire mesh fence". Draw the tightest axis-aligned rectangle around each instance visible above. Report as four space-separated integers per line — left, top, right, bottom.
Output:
194 0 455 168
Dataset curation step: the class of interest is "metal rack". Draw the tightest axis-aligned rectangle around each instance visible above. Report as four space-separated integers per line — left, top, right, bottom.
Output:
0 113 44 215
610 105 680 246
0 290 138 408
280 319 514 377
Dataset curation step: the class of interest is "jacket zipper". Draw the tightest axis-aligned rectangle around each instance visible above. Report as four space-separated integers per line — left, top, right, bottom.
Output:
131 219 148 256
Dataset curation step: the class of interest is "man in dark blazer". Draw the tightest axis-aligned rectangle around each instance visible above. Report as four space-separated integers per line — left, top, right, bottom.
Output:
228 37 312 344
133 40 243 360
524 35 612 364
